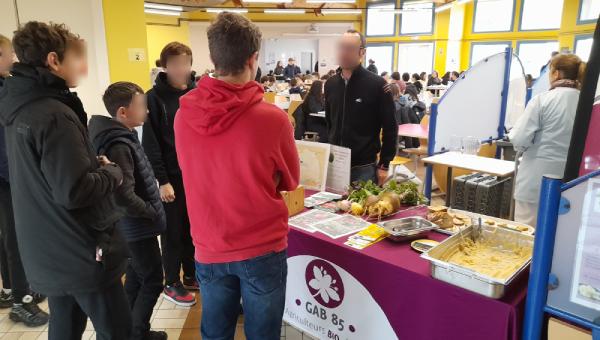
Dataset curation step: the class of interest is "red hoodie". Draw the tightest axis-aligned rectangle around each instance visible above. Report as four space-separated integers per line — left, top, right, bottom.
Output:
174 76 300 264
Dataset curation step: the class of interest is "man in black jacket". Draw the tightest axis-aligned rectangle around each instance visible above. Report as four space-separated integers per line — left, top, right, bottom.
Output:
142 42 196 306
283 58 301 79
325 30 397 185
90 82 168 340
0 33 49 328
0 22 131 339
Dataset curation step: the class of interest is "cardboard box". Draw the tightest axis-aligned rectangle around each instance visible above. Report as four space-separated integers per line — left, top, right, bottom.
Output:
281 186 305 217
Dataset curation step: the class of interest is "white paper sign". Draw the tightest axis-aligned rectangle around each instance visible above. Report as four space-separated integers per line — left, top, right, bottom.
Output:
326 145 351 194
296 141 331 192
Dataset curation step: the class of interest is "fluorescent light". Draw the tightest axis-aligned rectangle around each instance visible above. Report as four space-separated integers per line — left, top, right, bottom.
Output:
144 3 183 11
144 8 181 16
457 0 474 3
307 0 355 3
321 9 362 14
206 8 249 13
374 8 418 13
244 0 292 2
264 9 306 14
434 3 452 12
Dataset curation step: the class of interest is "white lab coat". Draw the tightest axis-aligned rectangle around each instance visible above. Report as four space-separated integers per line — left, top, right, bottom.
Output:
509 87 580 203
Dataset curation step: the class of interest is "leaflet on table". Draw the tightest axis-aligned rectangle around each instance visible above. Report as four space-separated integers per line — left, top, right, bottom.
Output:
289 210 370 238
304 191 343 208
326 145 351 194
571 179 600 310
344 224 388 250
311 214 371 239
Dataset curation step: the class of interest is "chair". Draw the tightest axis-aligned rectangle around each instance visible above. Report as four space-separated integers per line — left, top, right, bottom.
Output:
287 100 303 128
264 92 276 104
403 114 430 171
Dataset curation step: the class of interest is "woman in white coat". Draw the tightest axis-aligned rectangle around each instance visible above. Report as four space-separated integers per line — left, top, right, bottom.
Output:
509 54 586 227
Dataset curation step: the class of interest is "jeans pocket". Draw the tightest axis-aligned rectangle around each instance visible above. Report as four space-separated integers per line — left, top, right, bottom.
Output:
195 262 213 285
243 251 286 295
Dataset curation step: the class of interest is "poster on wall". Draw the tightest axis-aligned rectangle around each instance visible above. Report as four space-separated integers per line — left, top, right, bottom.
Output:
570 179 600 310
284 255 397 339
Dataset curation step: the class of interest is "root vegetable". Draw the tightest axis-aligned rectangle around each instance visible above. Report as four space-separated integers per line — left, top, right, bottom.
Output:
351 202 364 216
337 200 352 212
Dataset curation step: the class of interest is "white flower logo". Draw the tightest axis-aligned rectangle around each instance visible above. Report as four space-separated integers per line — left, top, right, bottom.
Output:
308 265 340 303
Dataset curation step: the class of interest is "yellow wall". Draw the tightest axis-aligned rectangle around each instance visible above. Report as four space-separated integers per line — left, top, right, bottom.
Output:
102 0 151 90
145 14 191 72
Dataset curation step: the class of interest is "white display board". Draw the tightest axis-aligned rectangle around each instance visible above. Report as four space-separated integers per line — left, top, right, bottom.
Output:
506 55 528 129
531 66 551 99
433 52 526 153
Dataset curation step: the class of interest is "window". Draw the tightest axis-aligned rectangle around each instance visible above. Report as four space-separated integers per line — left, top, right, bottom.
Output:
579 0 600 23
397 42 434 74
365 45 394 75
517 41 559 78
366 3 396 37
473 0 515 33
520 0 564 30
471 42 511 66
400 1 434 35
575 36 594 62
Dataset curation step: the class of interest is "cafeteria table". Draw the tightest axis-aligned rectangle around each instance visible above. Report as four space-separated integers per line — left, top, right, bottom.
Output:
422 151 515 206
284 204 527 340
397 123 429 139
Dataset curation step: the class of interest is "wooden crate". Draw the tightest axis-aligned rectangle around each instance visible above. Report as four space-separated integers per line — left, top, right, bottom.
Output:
281 186 305 217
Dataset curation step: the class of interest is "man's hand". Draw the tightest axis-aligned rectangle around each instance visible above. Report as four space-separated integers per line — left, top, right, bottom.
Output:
377 168 388 186
160 183 176 203
97 155 111 166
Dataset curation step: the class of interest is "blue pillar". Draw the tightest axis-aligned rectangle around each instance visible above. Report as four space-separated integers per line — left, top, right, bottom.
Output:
424 102 438 201
522 176 562 340
496 47 513 159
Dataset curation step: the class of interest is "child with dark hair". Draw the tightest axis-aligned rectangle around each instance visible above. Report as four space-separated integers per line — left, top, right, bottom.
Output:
402 72 411 82
143 41 197 307
293 80 327 142
89 82 167 340
0 21 130 338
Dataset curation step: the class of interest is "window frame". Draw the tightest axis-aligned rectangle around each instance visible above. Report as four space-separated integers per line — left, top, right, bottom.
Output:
469 41 512 67
516 39 560 77
396 41 435 74
472 0 516 34
518 0 564 31
364 43 396 74
574 34 594 61
577 0 600 25
365 0 398 38
399 0 435 36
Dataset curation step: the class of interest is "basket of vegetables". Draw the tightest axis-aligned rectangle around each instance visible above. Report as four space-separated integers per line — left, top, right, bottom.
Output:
337 180 428 220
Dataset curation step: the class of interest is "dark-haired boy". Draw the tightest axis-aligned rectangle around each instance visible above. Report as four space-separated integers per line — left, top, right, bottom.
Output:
0 22 131 338
90 82 168 340
175 12 299 339
142 42 197 306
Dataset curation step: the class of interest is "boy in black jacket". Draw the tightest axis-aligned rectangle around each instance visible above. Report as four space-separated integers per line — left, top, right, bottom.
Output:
142 42 196 306
90 82 168 340
0 22 131 339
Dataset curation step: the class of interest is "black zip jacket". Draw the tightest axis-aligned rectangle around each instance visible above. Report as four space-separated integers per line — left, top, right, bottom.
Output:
0 63 127 295
324 65 397 168
142 72 195 185
89 116 167 242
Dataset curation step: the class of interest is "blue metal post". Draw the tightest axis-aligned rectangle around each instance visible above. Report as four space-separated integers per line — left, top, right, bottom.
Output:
526 87 533 105
424 101 438 201
522 176 563 340
496 47 513 159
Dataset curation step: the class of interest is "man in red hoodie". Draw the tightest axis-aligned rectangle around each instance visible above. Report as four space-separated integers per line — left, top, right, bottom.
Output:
174 12 300 340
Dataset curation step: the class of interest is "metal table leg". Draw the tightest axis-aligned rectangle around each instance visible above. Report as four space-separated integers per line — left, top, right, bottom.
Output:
445 166 453 206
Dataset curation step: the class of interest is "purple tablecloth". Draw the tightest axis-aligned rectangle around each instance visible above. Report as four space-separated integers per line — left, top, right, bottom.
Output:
287 206 527 340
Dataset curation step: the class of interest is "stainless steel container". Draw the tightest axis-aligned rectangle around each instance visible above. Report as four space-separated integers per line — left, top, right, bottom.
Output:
380 217 438 242
421 225 533 299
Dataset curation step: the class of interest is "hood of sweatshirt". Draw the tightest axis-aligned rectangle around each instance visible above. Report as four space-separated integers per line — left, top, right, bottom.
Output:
88 115 138 155
177 76 264 136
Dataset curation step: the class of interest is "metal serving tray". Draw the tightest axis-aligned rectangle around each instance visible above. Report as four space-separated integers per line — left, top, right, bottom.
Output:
380 217 438 242
421 225 533 299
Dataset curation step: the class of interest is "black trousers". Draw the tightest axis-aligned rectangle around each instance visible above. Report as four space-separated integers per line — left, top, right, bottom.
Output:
125 237 163 340
48 280 132 340
162 176 195 285
0 180 30 301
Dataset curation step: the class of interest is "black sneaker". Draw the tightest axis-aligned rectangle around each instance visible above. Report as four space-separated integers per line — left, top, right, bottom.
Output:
31 292 46 304
9 296 49 327
147 330 168 340
0 290 13 309
182 276 199 290
162 282 195 307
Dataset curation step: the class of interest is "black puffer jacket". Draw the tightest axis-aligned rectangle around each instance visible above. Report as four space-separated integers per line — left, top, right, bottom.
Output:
0 63 127 295
89 116 166 242
142 72 195 185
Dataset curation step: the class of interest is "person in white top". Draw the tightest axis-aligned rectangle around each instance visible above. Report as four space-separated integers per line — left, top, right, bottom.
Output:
509 54 586 227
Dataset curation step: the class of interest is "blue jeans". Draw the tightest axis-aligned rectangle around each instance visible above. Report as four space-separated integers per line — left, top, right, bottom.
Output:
350 163 378 183
195 250 287 340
